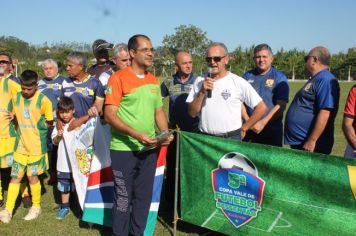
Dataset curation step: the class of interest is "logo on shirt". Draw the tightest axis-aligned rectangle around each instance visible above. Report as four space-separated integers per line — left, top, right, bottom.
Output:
23 109 30 119
106 85 112 94
53 83 60 91
265 78 275 87
221 89 231 100
82 87 89 97
304 82 312 91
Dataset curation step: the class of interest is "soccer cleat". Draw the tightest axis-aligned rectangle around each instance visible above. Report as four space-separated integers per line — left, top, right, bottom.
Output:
0 209 12 223
56 207 70 220
23 207 41 221
22 196 32 209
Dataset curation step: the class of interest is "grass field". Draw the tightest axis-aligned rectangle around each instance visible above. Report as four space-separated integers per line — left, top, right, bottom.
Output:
0 81 354 236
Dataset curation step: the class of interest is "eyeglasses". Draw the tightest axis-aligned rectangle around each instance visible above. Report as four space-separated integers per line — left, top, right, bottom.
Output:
304 55 317 62
136 48 155 53
205 56 225 63
0 60 10 65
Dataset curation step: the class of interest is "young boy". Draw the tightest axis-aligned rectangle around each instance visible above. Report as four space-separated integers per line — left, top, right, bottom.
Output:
51 97 75 219
0 70 53 223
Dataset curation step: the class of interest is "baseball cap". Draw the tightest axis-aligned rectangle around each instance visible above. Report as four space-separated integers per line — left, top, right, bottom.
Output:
92 39 113 53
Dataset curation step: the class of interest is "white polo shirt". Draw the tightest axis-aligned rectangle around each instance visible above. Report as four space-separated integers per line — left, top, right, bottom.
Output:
186 72 262 135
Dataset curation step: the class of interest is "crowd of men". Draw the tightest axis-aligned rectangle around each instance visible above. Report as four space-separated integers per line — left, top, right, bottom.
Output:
0 34 354 236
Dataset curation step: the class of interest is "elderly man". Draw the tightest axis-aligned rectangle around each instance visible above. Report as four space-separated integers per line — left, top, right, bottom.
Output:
38 59 66 184
88 39 115 79
105 34 172 236
98 43 131 91
187 42 267 140
62 51 105 129
342 85 356 158
243 44 289 146
284 46 340 154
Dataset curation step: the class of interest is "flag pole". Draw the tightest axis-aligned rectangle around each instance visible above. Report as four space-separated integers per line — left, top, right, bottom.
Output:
173 131 180 236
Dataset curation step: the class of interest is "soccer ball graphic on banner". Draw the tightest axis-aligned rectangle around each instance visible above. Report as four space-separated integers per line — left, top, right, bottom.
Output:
218 152 258 176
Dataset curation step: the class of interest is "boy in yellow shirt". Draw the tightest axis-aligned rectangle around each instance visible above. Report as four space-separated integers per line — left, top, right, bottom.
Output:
0 70 53 223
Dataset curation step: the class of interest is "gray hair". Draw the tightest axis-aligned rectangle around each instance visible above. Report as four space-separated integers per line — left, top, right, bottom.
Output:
207 42 229 56
312 46 331 66
42 59 58 69
253 44 273 56
112 43 128 59
67 51 87 69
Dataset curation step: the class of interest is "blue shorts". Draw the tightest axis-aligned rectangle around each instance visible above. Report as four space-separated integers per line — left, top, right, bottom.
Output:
57 171 75 193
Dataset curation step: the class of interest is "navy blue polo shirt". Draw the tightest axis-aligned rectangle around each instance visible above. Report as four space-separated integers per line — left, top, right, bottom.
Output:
243 67 289 130
38 75 66 118
161 73 199 131
284 69 340 151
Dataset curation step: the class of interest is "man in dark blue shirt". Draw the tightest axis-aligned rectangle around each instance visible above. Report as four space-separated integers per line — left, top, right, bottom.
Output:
160 50 198 205
243 44 289 146
284 46 340 154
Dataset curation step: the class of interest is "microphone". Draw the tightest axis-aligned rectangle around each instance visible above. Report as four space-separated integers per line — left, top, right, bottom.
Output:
207 67 212 98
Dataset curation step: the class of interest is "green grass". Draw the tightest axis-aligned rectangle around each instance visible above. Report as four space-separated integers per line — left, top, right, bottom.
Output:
0 81 354 236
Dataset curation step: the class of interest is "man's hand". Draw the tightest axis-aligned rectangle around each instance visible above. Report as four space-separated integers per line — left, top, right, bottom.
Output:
88 106 99 117
202 77 214 94
68 119 85 131
303 139 316 152
159 134 174 146
134 132 158 147
4 111 14 120
251 120 266 134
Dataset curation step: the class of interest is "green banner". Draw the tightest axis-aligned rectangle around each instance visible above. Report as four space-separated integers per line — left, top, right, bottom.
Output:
179 131 356 235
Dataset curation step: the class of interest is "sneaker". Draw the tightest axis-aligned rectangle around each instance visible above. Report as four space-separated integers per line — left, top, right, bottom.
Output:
22 196 32 209
0 199 4 207
23 207 41 221
0 209 12 223
56 207 70 220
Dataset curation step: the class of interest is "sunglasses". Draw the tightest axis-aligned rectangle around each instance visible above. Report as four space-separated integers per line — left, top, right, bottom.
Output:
205 56 225 63
0 60 10 64
304 55 317 62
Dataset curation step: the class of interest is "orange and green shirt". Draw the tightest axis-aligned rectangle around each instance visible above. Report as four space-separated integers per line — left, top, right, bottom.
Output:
105 67 162 151
0 75 21 138
13 91 53 155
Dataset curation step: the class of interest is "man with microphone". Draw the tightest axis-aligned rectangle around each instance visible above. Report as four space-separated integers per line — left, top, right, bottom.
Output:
187 42 267 140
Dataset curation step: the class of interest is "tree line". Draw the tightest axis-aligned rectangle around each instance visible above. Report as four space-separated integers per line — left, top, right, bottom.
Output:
1 25 355 80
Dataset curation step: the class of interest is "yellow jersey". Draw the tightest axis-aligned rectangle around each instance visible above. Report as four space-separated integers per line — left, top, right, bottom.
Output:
13 91 53 155
0 76 21 138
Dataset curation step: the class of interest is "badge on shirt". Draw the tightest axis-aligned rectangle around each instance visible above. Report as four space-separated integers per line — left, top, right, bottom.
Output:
304 82 312 91
53 83 60 91
265 78 275 87
82 87 89 97
221 89 231 100
23 109 30 119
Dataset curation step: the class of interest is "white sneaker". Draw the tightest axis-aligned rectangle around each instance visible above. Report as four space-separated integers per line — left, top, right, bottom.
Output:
0 209 12 223
23 207 41 221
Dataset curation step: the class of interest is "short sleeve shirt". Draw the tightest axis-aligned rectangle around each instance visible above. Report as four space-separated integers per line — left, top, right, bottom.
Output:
186 72 262 135
105 67 162 151
243 67 289 129
344 85 356 119
161 73 199 131
0 76 21 138
38 75 66 119
62 75 105 118
284 69 340 146
13 91 53 155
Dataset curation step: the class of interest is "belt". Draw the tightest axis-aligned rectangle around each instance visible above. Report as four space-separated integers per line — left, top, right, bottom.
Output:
201 129 241 138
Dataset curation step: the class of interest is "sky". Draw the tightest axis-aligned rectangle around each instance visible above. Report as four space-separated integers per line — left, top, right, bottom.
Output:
3 0 356 54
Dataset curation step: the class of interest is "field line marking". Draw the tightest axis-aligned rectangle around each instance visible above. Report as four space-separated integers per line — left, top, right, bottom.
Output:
201 209 219 227
264 195 356 216
267 212 283 232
